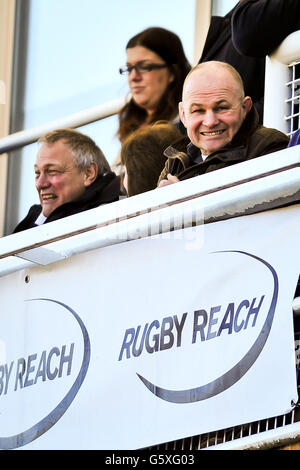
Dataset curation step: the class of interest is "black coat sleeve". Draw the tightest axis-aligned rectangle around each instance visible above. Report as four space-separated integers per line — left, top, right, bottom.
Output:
232 0 300 57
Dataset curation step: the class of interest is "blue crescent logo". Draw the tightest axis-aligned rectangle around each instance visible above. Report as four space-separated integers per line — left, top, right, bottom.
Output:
0 298 90 449
137 251 278 404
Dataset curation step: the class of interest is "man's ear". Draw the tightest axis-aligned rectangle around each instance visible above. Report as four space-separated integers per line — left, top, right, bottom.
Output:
84 162 98 187
242 96 253 114
179 102 187 128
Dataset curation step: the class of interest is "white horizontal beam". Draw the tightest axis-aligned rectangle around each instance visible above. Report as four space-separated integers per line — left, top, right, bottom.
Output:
0 95 127 155
0 146 299 276
263 30 300 132
0 146 299 259
271 30 300 65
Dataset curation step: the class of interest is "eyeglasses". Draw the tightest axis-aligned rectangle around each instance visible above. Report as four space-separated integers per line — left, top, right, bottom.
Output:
119 62 168 75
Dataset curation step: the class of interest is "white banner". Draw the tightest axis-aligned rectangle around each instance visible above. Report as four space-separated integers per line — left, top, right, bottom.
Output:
0 204 299 449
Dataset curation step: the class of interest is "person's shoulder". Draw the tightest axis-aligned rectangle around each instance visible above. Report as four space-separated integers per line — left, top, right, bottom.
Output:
12 204 42 234
249 125 290 156
255 125 289 141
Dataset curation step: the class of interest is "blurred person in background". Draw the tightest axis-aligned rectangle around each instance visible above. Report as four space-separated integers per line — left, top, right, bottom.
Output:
113 27 190 180
120 121 182 197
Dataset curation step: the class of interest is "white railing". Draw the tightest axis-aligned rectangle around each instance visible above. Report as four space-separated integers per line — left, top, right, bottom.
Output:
0 146 299 274
264 30 300 135
0 145 300 450
0 31 299 156
0 95 127 155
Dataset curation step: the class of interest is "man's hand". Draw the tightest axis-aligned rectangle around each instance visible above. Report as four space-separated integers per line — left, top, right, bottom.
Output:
157 174 180 188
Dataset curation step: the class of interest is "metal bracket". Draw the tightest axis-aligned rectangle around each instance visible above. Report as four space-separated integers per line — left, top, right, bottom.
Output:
14 247 67 265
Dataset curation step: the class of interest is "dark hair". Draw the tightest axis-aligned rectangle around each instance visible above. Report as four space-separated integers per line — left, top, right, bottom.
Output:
118 27 190 142
121 121 182 196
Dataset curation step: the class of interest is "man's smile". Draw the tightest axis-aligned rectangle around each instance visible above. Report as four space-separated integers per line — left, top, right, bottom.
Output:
40 193 57 200
200 130 225 136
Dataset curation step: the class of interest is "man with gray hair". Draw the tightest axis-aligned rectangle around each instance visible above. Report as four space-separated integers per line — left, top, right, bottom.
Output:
158 61 289 186
13 128 120 232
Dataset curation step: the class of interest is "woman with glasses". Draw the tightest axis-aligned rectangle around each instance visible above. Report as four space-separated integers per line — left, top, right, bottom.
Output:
113 27 190 181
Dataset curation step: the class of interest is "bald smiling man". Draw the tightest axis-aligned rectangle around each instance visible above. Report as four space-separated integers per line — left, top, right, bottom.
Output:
158 61 289 187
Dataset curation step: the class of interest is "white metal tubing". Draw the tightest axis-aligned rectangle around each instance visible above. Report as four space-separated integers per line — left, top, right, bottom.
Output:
0 31 299 156
0 95 127 155
11 166 300 264
0 147 299 277
263 30 300 133
263 56 290 133
272 31 300 65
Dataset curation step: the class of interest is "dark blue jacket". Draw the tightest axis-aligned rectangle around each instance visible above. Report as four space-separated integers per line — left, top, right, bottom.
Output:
13 172 120 233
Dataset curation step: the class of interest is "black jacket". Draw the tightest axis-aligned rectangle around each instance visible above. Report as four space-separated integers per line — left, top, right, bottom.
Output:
13 172 120 233
199 6 266 122
232 0 300 57
158 107 289 183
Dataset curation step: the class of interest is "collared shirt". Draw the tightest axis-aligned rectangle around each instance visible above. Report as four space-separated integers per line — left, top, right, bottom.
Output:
35 211 47 226
186 142 210 163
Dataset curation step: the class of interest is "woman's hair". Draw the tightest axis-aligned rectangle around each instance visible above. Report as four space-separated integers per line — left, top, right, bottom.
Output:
120 121 182 196
38 128 111 175
118 27 190 142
